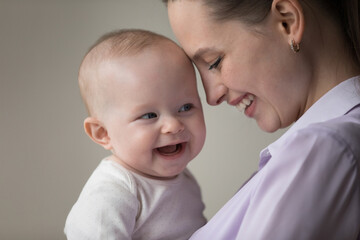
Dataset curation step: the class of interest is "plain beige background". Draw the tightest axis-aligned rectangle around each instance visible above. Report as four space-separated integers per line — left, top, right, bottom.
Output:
0 1 286 239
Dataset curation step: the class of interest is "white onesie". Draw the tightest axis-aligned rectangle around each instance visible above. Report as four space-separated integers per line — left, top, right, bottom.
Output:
64 158 206 240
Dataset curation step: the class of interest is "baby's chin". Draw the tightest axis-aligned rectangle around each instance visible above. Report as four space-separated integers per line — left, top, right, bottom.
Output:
151 164 189 180
145 171 182 180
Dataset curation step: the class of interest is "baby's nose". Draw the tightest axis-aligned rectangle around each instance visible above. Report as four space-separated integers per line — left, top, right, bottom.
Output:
161 116 185 134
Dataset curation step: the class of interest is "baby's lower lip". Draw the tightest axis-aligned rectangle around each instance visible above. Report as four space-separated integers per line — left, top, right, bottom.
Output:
157 144 181 155
155 142 186 158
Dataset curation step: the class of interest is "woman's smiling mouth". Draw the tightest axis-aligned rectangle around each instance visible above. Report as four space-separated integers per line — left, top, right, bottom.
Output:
236 94 254 112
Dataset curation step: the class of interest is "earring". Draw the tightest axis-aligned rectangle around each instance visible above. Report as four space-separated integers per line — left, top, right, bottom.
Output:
290 39 300 53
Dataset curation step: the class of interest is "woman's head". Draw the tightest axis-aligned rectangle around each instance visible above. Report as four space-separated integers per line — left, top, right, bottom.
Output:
164 0 359 64
165 0 360 132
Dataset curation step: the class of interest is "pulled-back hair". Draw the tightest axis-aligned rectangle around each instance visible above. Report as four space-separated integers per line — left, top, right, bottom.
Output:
322 0 360 66
163 0 360 66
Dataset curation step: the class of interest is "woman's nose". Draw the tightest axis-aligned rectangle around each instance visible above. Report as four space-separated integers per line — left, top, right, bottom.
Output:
161 116 185 134
203 80 227 106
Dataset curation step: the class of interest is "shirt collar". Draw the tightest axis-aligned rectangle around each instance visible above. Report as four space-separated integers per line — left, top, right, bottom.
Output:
259 76 360 167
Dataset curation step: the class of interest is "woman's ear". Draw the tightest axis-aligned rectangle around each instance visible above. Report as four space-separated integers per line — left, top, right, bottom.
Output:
84 117 112 150
271 0 305 46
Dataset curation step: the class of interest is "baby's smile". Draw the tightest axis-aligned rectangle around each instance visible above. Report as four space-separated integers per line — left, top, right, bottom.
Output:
155 142 186 157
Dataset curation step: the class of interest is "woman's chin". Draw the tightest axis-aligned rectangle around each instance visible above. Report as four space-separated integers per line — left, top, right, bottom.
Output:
257 119 281 133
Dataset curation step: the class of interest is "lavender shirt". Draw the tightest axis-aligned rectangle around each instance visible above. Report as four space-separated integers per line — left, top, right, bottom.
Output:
190 76 360 240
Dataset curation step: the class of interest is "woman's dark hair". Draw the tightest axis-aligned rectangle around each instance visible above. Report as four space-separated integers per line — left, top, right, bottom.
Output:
320 0 360 66
163 0 360 66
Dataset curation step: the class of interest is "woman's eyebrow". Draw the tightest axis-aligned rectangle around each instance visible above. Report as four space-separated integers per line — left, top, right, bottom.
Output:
192 47 212 61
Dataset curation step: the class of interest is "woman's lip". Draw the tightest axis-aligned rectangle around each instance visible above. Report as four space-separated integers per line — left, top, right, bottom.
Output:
244 97 256 117
229 94 249 106
233 94 255 113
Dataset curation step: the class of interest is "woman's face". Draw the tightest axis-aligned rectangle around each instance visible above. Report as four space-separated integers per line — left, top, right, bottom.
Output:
168 0 311 132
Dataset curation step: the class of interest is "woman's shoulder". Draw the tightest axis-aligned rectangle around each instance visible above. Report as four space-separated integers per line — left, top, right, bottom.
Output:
304 106 360 161
269 106 360 172
280 107 360 168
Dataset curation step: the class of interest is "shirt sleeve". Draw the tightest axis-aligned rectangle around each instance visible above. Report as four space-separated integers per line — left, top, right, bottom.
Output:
64 181 139 240
238 126 360 240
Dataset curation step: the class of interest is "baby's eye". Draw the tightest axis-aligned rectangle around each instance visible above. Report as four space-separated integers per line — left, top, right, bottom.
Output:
208 57 222 70
179 103 193 112
140 112 158 119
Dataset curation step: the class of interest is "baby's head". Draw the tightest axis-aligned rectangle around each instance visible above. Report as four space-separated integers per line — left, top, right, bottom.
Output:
79 29 206 179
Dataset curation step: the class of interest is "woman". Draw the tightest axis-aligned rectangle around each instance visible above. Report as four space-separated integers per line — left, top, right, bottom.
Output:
163 0 360 239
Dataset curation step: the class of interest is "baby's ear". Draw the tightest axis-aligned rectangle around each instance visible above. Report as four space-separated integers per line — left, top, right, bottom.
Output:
84 117 112 150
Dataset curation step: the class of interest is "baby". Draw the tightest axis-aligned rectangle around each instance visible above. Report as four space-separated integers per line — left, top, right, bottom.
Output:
64 29 207 240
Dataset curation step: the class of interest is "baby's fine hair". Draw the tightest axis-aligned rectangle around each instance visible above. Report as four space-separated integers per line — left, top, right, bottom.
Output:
78 29 170 116
86 29 170 61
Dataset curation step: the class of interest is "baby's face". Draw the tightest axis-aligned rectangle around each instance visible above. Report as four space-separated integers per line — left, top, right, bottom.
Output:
100 41 206 179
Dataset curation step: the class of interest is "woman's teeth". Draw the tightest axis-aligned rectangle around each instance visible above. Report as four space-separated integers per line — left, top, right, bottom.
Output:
236 94 254 112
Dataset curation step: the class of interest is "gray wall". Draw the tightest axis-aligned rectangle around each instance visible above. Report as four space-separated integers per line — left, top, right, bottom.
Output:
0 1 285 239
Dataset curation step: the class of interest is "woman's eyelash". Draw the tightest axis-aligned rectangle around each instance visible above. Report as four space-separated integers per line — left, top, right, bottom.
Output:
208 57 222 70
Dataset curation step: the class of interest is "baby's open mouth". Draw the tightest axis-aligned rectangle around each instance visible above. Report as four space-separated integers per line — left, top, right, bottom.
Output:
156 143 183 156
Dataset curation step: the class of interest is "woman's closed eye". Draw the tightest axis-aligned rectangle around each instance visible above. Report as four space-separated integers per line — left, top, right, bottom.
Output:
179 103 194 112
208 56 222 70
140 112 158 119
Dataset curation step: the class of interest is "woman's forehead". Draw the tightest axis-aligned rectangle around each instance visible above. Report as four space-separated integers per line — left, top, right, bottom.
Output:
167 1 221 55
